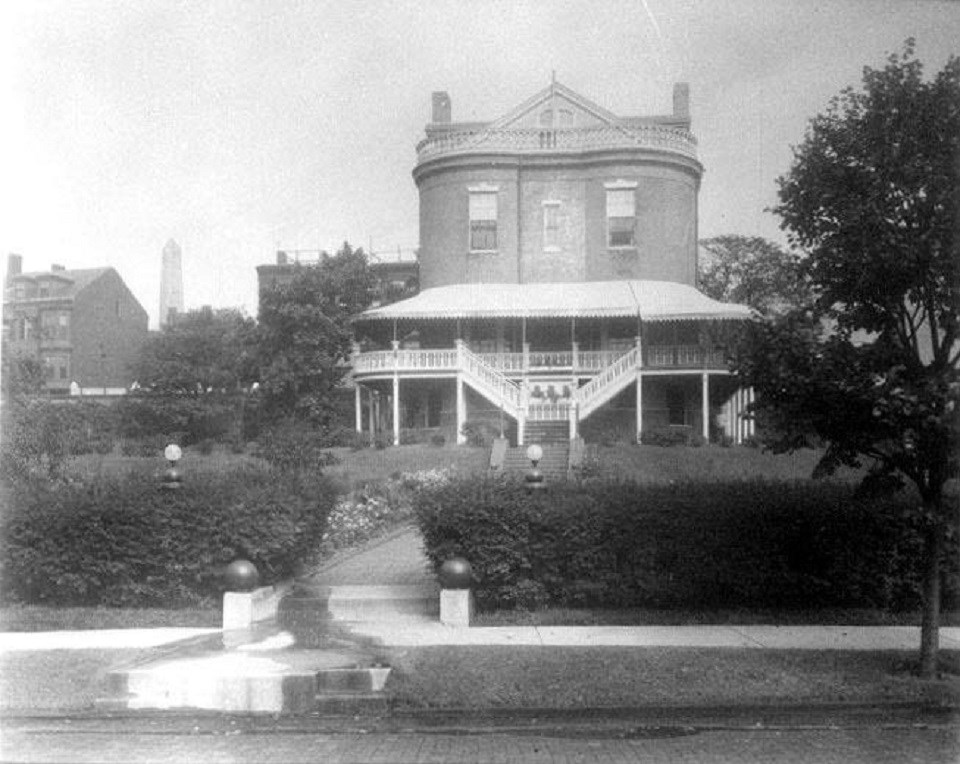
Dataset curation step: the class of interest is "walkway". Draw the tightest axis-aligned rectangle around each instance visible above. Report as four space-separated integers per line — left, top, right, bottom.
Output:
309 526 436 587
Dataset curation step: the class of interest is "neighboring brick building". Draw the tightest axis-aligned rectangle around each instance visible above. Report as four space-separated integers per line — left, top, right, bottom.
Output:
256 249 419 312
2 255 149 394
352 80 755 446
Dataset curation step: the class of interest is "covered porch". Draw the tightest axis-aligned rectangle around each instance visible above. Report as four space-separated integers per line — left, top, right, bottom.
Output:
350 280 755 447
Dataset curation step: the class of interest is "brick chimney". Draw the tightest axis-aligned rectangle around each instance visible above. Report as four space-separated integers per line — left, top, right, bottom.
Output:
432 91 451 123
673 83 690 120
7 253 22 277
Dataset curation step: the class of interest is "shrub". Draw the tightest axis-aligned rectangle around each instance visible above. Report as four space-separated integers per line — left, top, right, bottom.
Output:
414 476 959 613
0 467 335 607
196 438 215 455
461 420 498 447
253 420 341 472
640 426 698 447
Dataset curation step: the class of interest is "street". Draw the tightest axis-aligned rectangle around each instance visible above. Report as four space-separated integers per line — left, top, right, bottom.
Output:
3 717 958 763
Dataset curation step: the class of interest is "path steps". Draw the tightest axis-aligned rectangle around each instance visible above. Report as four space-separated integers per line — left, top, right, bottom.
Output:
99 582 439 715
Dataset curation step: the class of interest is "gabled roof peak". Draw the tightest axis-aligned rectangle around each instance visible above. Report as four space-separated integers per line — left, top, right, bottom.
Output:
489 79 624 131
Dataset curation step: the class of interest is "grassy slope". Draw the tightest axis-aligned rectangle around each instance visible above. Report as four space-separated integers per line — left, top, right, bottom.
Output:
385 646 960 709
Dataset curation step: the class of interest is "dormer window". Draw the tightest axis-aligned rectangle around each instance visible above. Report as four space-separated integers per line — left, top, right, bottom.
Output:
558 109 573 127
468 188 498 252
539 109 554 127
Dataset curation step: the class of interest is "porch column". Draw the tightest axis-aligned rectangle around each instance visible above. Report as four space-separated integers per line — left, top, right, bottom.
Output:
391 341 400 446
518 380 527 445
456 374 466 445
701 373 710 442
747 386 756 439
569 399 578 440
635 372 643 443
354 385 362 434
369 389 377 443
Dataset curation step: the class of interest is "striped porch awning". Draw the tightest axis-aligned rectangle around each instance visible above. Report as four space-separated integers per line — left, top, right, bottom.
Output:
356 280 753 323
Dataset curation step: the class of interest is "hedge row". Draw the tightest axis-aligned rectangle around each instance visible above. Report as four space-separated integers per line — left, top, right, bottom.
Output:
0 467 335 607
414 477 959 612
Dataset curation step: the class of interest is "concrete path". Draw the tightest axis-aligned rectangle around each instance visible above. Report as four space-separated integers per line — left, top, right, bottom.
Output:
310 526 435 586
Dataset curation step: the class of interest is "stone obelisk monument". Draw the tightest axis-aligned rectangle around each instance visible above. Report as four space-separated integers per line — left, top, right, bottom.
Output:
159 239 184 328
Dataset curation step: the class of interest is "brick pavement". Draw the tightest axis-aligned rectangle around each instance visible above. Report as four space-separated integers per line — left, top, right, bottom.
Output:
310 526 435 586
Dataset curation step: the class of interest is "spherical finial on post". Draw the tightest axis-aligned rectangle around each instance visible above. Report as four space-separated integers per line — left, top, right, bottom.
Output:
439 557 473 589
224 559 260 592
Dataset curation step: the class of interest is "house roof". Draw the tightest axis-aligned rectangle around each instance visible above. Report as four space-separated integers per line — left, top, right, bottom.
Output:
356 280 753 323
5 268 112 302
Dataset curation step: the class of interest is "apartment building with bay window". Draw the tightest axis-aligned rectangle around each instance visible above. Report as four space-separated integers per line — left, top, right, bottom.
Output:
351 80 755 446
3 255 148 394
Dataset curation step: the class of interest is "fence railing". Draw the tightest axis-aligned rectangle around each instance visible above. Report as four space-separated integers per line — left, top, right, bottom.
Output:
353 345 727 375
417 125 699 163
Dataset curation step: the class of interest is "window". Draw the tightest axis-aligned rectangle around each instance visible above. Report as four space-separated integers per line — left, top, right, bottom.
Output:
115 299 123 318
542 202 560 250
539 109 554 127
606 186 636 248
42 355 68 381
558 108 574 126
469 190 498 251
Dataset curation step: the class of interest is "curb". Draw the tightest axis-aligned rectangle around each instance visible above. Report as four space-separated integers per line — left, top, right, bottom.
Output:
2 700 958 730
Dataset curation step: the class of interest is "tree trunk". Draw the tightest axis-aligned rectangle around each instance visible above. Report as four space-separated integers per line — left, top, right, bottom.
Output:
919 519 943 679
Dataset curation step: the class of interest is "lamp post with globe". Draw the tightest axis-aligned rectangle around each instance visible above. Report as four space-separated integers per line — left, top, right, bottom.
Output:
524 443 546 491
160 443 183 490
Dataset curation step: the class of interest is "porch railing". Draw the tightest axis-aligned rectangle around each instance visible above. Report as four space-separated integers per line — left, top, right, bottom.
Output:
352 345 729 375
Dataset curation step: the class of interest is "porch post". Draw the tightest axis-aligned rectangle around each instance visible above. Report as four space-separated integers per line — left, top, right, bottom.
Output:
569 399 578 440
354 385 362 434
369 390 377 444
392 340 400 446
747 386 756 439
456 374 466 445
635 334 644 443
635 372 643 443
701 372 710 442
518 381 526 446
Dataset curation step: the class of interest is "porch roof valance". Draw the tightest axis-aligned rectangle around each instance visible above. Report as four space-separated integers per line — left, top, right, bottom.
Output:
356 280 753 323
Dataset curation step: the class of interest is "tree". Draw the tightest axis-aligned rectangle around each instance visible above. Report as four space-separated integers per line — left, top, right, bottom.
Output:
132 307 259 394
698 235 813 315
256 242 374 428
738 41 959 677
1 342 45 399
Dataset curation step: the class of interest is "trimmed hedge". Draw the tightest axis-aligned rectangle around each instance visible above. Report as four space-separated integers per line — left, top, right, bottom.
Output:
0 467 335 607
414 476 959 612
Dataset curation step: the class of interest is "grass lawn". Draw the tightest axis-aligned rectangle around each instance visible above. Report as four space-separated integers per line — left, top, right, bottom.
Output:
475 607 960 628
385 646 960 709
589 444 865 484
0 605 220 632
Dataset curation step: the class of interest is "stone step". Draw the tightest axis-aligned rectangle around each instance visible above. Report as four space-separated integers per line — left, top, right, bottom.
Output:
524 420 570 444
283 584 439 624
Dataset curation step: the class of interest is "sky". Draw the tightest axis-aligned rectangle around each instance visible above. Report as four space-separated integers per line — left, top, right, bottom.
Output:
2 0 958 329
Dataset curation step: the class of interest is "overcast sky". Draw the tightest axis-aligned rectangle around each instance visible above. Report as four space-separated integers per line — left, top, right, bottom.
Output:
2 0 958 328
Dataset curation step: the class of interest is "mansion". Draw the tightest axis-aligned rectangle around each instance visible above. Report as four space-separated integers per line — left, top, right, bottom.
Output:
351 81 754 446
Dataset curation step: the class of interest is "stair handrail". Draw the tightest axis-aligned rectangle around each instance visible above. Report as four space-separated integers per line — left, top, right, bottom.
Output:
457 342 522 415
574 345 641 416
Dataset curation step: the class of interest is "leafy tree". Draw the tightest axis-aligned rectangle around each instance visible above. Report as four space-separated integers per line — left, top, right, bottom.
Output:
257 242 374 428
132 307 258 394
698 235 813 315
1 342 45 398
738 41 959 677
